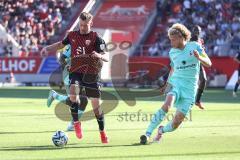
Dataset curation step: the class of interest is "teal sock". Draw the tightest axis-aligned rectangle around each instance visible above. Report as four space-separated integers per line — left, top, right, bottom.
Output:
146 109 166 136
53 92 68 103
162 121 175 133
78 109 84 119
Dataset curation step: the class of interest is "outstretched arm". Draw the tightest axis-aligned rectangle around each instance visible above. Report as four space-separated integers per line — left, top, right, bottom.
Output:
40 41 66 56
159 67 173 96
193 50 212 68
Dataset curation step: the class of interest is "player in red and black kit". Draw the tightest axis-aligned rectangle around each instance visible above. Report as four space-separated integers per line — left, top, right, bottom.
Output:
191 25 207 109
233 51 240 97
40 12 109 143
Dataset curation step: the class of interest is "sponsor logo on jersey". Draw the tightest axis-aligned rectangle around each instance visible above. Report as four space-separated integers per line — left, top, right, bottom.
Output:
85 40 91 46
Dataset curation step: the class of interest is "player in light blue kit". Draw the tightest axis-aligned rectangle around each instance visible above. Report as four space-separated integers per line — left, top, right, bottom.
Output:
47 45 88 131
140 23 212 144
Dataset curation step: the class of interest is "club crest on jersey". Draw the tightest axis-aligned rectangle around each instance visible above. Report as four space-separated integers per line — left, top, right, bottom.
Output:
85 40 91 46
190 51 193 56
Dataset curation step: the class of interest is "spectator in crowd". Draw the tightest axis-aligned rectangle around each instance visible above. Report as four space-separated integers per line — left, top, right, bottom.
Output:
0 46 4 57
147 0 240 57
0 0 75 57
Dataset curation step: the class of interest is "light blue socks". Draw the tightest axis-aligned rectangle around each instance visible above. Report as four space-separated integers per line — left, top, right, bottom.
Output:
146 109 166 136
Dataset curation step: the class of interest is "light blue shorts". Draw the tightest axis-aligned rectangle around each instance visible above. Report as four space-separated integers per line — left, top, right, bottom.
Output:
167 85 195 116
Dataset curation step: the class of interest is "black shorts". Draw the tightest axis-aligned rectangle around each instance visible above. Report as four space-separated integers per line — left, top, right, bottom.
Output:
69 72 101 98
238 69 240 78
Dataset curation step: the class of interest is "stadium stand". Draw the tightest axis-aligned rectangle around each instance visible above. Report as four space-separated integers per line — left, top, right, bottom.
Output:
138 0 240 57
0 0 86 57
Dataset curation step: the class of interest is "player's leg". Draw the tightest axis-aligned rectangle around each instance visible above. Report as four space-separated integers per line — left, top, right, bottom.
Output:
65 80 87 131
90 97 108 143
47 90 68 107
47 66 70 107
63 73 79 131
153 100 193 142
153 110 185 142
87 87 109 143
195 66 207 109
233 70 240 97
65 82 75 131
66 95 88 131
69 73 84 139
140 93 175 144
84 73 109 143
146 94 175 136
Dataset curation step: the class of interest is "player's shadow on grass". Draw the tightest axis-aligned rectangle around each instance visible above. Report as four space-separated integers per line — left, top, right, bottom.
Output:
0 145 64 151
0 128 144 135
0 130 57 135
0 143 142 151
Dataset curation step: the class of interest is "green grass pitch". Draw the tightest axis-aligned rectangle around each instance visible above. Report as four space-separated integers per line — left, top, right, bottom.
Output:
0 87 240 160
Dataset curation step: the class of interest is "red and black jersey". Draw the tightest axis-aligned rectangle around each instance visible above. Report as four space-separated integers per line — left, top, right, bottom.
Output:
62 30 105 74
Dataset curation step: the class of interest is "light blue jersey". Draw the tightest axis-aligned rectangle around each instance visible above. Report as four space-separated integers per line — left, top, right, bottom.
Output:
63 45 71 60
62 45 71 94
167 41 204 114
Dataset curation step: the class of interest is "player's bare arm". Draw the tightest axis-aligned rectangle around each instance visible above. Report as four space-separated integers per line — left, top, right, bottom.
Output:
159 68 173 95
40 41 66 56
193 50 212 68
91 51 108 62
167 68 173 81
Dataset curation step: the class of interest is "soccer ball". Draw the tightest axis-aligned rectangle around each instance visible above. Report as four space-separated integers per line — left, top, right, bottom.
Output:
52 130 68 147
